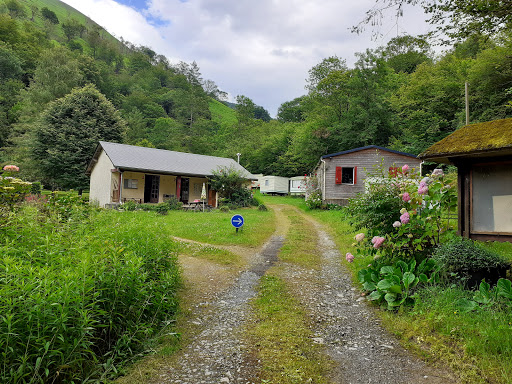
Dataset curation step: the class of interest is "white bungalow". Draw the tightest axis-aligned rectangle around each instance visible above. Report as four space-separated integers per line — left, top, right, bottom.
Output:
86 141 255 208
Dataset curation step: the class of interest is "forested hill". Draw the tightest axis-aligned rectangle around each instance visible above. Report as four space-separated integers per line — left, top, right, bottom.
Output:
1 0 512 191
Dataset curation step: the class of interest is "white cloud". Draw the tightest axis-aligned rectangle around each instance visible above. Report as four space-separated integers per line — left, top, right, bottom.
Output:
61 0 432 116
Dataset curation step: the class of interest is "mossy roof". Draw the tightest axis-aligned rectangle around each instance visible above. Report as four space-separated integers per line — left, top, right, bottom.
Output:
419 118 512 162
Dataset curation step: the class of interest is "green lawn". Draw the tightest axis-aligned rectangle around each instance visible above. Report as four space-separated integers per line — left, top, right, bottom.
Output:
104 206 275 247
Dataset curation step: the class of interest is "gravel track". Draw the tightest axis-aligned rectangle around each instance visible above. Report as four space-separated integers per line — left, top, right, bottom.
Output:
141 206 457 384
278 213 457 384
150 236 284 384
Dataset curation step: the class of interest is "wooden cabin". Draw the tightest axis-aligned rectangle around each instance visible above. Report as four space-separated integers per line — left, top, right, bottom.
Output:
315 146 421 206
419 118 512 242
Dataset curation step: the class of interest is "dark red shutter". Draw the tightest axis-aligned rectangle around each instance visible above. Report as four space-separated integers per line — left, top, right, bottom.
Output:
354 166 357 184
335 166 342 184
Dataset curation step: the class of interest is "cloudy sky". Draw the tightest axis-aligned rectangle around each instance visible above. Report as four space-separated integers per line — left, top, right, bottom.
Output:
60 0 434 116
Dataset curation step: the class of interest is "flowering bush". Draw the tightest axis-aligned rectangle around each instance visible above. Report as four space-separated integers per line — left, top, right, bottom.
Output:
347 176 405 237
0 165 31 210
303 175 323 209
351 166 457 263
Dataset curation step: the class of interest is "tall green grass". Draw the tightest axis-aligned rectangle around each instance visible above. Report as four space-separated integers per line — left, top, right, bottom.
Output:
0 202 180 383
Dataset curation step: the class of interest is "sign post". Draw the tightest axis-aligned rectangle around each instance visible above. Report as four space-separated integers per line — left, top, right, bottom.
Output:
231 214 244 233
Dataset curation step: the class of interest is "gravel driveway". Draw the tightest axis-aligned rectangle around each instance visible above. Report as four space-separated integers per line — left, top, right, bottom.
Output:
135 206 457 383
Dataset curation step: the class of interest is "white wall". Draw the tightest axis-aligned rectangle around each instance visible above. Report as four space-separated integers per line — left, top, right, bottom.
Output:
89 150 114 207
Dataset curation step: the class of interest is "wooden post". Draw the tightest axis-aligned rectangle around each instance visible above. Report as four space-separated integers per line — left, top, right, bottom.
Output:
176 176 181 201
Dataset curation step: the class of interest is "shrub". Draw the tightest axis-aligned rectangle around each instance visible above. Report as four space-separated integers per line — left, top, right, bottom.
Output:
166 196 183 210
210 166 253 208
347 181 404 237
122 200 137 211
358 257 440 310
433 237 510 287
219 205 230 212
0 207 180 382
258 203 268 211
303 175 322 209
30 181 42 195
305 189 322 209
154 202 170 215
0 165 32 210
351 166 457 263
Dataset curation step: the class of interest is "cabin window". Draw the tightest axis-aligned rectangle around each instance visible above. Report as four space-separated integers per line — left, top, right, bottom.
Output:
472 164 512 234
342 167 354 184
265 179 269 186
291 180 302 188
124 179 138 189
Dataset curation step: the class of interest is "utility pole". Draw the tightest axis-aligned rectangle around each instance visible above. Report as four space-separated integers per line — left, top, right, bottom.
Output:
465 82 470 126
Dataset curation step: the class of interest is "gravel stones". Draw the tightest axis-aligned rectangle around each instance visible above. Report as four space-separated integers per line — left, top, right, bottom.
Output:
279 222 456 384
152 236 283 384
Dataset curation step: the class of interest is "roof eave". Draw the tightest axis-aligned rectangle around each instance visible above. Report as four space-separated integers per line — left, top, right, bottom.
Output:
420 147 512 164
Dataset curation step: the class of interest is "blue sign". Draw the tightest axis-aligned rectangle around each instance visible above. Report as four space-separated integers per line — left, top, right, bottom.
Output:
231 214 244 228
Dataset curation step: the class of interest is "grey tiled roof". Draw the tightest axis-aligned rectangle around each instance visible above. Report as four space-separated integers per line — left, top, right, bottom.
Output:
87 141 256 179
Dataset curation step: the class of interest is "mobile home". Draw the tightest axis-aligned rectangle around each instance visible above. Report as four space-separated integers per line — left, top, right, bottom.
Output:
260 175 289 195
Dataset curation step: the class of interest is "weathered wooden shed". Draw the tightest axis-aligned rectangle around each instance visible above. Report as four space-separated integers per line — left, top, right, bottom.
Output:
315 145 421 206
419 118 512 242
260 176 289 195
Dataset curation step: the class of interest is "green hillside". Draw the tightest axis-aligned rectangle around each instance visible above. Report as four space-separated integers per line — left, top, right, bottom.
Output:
209 98 238 129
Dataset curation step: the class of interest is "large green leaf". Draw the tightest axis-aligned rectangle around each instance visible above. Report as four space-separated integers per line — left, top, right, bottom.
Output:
368 290 383 301
357 269 367 283
377 278 395 290
363 281 377 291
384 292 397 303
402 272 416 290
380 266 394 275
455 298 478 312
497 278 512 300
474 280 492 305
388 284 403 294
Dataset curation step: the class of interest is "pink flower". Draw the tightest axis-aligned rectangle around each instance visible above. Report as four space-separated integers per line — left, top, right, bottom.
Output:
373 236 385 249
393 221 401 228
355 233 365 242
432 168 444 177
345 252 355 263
402 192 411 202
418 181 429 195
2 165 19 172
400 211 410 224
402 164 410 173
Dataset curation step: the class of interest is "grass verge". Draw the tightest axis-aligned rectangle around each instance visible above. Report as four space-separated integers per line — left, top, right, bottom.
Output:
278 207 320 269
248 273 331 383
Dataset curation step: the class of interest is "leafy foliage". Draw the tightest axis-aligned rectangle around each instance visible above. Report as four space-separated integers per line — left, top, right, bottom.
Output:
0 196 181 383
358 257 439 310
33 84 125 190
210 166 254 208
433 237 510 286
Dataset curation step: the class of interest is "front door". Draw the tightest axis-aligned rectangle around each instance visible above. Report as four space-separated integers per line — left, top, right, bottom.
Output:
208 189 217 207
144 175 160 203
180 177 189 203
